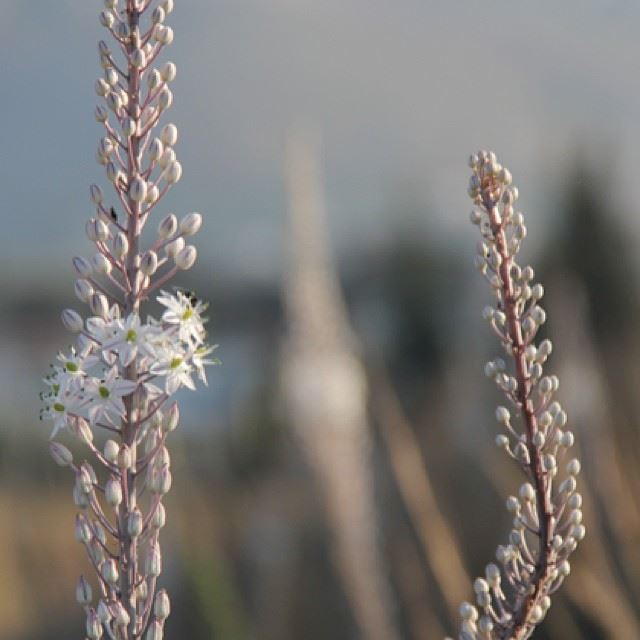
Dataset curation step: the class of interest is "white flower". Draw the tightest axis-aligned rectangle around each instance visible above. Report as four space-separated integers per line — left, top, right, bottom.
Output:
157 289 207 347
55 344 98 390
150 345 196 394
86 304 122 364
84 366 138 425
102 313 160 366
41 380 84 439
192 344 219 385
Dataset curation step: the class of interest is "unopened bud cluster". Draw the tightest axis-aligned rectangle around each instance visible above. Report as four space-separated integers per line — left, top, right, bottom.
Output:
449 152 584 640
41 2 217 638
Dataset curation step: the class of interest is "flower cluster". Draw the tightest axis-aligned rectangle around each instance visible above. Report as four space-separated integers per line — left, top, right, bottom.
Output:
449 152 584 640
42 290 217 439
41 2 216 639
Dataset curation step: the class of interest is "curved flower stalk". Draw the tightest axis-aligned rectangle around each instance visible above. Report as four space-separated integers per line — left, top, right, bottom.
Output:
40 1 217 638
449 151 584 640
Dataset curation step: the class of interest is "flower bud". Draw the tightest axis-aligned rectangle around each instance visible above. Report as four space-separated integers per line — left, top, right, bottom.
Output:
495 434 509 449
90 293 109 318
155 25 174 45
166 161 182 185
134 270 149 295
140 250 159 276
93 253 112 275
131 48 146 69
86 609 103 639
95 78 110 97
75 278 94 302
49 441 73 467
86 219 109 243
105 477 123 507
145 184 160 205
106 161 119 183
146 545 162 577
104 68 118 88
180 212 202 236
163 0 175 13
158 213 177 238
519 483 536 502
154 589 171 620
127 507 143 537
103 439 119 463
146 620 163 640
73 256 94 279
129 175 148 203
100 53 113 70
152 7 166 24
90 184 104 205
96 600 111 624
155 446 171 470
560 430 574 447
162 402 179 432
98 137 114 157
113 232 129 260
147 69 162 90
117 444 133 471
72 416 94 445
112 602 130 628
151 465 172 495
61 308 84 332
123 117 137 137
161 62 177 83
165 237 184 259
113 14 128 33
137 580 149 600
75 514 93 544
99 9 115 28
101 559 119 585
565 458 580 476
158 152 176 177
175 245 197 270
158 87 173 111
107 92 122 114
73 484 90 509
151 502 166 529
76 575 93 605
149 138 164 162
161 123 178 146
95 106 109 122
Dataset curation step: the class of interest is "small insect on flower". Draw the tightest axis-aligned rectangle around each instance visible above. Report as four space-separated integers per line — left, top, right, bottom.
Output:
174 287 197 304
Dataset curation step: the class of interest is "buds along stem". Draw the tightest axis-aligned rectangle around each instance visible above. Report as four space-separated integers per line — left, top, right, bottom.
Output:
448 152 584 640
41 2 219 638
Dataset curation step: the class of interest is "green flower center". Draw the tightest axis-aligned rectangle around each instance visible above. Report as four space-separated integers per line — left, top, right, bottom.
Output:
52 384 60 394
53 403 65 413
181 309 193 321
99 386 110 399
66 362 79 373
126 329 137 342
170 357 183 369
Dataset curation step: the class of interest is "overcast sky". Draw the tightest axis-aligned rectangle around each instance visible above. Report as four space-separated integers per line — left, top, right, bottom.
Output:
2 0 640 289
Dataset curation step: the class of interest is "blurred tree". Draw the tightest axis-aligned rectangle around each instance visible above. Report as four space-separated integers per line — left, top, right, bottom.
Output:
541 156 640 342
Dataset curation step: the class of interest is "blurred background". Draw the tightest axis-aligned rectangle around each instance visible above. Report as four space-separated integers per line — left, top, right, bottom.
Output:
1 1 640 638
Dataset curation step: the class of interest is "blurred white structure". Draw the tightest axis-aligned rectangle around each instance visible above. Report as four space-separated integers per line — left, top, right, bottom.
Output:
281 127 400 640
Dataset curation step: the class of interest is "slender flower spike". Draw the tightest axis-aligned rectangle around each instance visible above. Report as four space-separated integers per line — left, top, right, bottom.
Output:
41 3 216 638
451 152 584 640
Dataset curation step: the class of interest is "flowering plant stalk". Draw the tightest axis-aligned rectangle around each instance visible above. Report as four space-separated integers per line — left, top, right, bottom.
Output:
40 2 217 638
450 152 584 640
